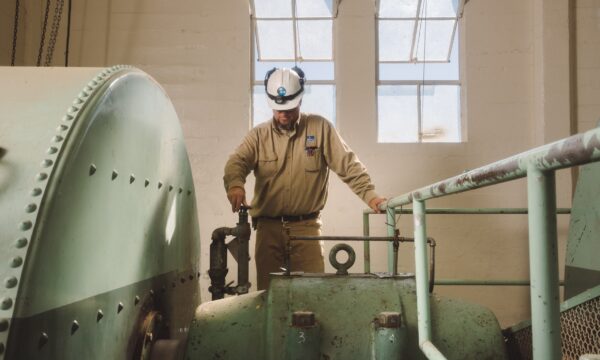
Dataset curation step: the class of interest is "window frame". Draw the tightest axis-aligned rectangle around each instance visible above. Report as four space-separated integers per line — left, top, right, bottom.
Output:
375 0 465 143
250 0 339 62
249 0 339 128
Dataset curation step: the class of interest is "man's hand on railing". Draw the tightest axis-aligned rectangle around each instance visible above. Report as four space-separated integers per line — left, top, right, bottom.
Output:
369 197 387 213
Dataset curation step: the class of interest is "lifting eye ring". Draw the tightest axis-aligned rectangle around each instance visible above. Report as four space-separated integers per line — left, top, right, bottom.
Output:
329 243 356 275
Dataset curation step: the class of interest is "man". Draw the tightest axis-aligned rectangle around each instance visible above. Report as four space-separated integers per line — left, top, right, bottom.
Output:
224 67 385 290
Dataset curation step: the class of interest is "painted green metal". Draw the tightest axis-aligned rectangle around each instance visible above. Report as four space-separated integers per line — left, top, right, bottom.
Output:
527 167 561 360
373 326 404 359
367 128 600 359
186 275 508 359
286 320 320 360
381 127 600 209
0 66 200 359
386 207 396 273
411 199 444 359
434 279 564 286
565 162 600 298
364 208 571 215
363 212 370 273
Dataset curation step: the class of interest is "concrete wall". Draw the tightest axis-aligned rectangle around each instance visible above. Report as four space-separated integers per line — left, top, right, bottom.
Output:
1 0 598 328
577 0 600 132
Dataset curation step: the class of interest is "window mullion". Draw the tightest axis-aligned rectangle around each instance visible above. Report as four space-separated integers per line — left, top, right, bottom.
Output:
292 0 299 61
409 0 423 62
254 20 264 62
417 83 423 142
446 19 458 62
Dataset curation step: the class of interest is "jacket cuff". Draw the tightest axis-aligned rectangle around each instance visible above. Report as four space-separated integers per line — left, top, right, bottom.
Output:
363 190 380 205
227 180 246 191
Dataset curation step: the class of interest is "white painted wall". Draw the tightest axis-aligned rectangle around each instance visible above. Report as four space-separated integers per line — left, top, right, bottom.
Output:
2 0 599 328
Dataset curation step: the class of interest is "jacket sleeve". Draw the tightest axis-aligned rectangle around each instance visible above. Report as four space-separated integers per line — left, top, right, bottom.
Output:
321 121 380 204
223 130 259 192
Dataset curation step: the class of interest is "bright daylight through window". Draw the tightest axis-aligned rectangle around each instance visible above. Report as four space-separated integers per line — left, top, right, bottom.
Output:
251 0 337 127
378 0 463 143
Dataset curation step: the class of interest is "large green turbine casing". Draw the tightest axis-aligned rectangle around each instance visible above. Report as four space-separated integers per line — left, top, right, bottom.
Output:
186 274 509 359
565 162 600 299
0 66 200 359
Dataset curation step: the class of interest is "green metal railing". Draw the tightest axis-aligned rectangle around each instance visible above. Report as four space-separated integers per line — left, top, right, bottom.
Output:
362 207 571 274
365 127 600 360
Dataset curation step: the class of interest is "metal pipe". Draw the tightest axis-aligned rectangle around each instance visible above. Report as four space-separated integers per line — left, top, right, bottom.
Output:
397 208 570 214
434 279 565 286
363 212 370 273
208 227 230 300
413 199 440 358
363 207 571 215
381 127 600 209
386 207 396 273
288 235 412 242
421 341 447 360
234 210 251 294
208 208 252 299
527 167 561 360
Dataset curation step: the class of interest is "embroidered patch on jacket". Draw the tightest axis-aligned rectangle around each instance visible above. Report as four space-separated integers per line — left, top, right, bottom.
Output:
306 135 316 147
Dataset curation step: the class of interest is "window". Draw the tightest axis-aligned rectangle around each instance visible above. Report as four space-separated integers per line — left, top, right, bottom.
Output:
250 0 338 127
377 0 464 143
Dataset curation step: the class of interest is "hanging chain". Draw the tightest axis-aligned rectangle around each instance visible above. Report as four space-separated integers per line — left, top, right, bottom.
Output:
10 0 20 66
45 0 65 66
37 0 52 66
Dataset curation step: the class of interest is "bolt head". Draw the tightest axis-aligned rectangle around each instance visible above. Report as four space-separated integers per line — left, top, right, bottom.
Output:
378 312 402 328
292 311 316 328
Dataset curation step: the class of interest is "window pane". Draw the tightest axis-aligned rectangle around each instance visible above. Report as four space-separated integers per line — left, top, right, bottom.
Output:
256 20 295 60
253 85 336 127
414 20 455 61
297 20 332 60
424 0 459 17
296 0 334 17
254 61 334 81
302 85 336 124
253 86 273 126
253 0 292 18
380 25 459 79
378 20 414 62
421 85 460 142
379 0 418 18
377 85 418 143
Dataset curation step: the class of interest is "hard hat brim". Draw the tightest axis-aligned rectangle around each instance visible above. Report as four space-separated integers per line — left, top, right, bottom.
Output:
267 93 303 111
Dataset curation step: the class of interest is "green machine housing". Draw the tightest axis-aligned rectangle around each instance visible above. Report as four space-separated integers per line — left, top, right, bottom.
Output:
1 66 599 359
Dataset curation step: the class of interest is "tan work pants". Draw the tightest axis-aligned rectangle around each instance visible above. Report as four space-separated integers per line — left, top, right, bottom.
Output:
255 217 325 290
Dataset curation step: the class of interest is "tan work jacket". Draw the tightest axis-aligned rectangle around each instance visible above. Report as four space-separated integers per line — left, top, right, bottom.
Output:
224 113 379 218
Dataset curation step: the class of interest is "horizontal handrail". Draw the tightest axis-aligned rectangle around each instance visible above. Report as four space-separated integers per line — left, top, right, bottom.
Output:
380 127 600 209
363 207 571 215
365 127 600 360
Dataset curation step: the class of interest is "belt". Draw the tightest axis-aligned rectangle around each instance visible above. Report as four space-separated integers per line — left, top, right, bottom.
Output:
260 211 320 223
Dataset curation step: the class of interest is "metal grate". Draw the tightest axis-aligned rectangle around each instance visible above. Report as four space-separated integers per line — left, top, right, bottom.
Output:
506 296 600 360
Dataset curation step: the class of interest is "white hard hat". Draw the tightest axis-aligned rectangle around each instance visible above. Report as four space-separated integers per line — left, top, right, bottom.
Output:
264 67 305 111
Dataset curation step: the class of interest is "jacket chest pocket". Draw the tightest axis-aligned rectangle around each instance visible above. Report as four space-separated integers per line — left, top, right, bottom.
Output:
304 147 322 172
256 153 278 178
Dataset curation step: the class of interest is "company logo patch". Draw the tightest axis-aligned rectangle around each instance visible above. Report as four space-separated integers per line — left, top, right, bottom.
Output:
277 87 287 96
306 135 316 147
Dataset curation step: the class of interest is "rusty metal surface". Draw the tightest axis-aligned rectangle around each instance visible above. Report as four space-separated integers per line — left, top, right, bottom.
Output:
506 287 600 360
565 162 600 299
385 129 600 209
187 276 509 359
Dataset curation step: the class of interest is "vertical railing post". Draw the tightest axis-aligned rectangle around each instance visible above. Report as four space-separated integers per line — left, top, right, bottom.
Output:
413 199 431 345
363 212 370 273
527 167 561 360
386 207 396 273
